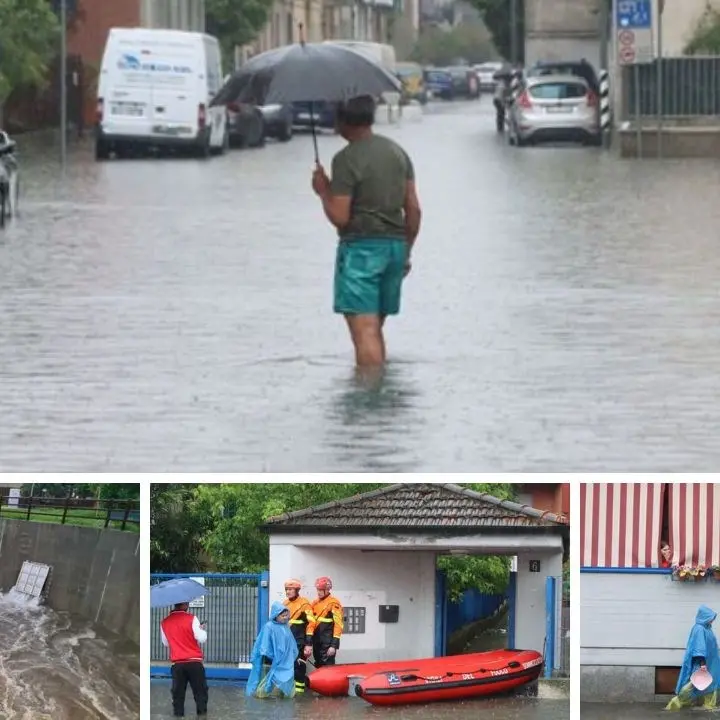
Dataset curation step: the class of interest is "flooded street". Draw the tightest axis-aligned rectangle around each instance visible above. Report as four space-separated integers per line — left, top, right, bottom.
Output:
2 100 720 471
581 702 668 718
151 682 568 719
0 589 139 719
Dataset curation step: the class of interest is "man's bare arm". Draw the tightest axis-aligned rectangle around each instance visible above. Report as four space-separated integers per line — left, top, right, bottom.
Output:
404 180 422 250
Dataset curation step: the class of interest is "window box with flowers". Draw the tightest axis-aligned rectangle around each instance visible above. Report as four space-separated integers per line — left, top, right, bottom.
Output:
672 565 709 582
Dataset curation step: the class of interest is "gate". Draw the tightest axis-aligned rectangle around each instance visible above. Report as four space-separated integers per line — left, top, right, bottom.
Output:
544 575 569 677
150 572 268 673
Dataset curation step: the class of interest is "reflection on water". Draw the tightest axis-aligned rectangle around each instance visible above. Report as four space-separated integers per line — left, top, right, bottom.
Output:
0 589 139 720
150 683 569 720
581 703 666 718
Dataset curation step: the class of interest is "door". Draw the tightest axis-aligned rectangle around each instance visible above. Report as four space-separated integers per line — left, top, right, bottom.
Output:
146 47 200 131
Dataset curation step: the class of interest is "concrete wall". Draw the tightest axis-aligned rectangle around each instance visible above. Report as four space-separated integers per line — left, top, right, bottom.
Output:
269 543 437 662
0 519 140 645
581 571 719 700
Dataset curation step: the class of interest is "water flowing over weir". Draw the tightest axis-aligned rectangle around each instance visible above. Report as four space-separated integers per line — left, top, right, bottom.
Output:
0 588 140 719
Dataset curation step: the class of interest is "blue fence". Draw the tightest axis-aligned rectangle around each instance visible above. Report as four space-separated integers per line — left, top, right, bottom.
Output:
446 590 506 637
150 572 268 681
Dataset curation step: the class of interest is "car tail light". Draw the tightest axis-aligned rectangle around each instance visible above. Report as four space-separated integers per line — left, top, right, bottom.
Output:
96 98 104 123
198 103 207 129
226 102 240 113
586 91 598 107
517 91 532 109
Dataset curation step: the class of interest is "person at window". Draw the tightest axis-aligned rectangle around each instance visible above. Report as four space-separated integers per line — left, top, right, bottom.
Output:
660 540 672 568
246 601 298 698
160 602 208 717
309 576 344 667
283 579 314 694
666 605 719 711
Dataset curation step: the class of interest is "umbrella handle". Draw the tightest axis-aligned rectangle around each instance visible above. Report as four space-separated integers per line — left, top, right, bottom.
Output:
309 101 319 165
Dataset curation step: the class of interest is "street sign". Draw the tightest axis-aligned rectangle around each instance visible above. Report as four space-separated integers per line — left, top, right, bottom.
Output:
616 0 653 65
617 0 651 29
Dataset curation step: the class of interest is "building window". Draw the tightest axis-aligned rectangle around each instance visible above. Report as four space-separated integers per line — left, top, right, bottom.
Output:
343 607 366 634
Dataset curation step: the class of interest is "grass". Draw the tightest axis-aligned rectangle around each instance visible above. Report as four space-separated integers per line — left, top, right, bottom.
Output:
0 506 140 533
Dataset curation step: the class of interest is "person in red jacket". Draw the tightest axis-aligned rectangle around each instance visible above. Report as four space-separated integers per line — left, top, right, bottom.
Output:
160 602 208 717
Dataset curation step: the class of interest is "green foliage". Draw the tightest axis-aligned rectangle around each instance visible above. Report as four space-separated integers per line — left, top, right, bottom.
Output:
151 483 517 597
466 0 524 63
20 483 139 500
0 0 60 103
410 24 495 66
205 0 274 71
685 8 720 55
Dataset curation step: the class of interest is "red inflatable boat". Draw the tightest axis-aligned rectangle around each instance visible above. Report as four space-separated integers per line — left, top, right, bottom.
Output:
307 649 543 700
355 649 544 706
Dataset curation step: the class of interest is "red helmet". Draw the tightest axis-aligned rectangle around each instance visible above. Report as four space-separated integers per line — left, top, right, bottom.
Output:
284 578 302 590
315 576 332 591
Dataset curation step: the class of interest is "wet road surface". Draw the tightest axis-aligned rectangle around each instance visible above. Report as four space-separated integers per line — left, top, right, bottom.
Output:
151 682 569 719
0 589 139 719
581 702 671 718
3 100 720 471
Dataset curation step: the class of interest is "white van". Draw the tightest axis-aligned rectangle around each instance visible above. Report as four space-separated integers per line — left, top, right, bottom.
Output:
96 28 227 159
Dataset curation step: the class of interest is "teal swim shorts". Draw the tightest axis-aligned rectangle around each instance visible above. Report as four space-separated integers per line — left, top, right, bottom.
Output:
333 238 409 316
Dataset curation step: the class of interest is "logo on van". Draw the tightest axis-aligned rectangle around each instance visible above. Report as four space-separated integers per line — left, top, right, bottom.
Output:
118 54 141 70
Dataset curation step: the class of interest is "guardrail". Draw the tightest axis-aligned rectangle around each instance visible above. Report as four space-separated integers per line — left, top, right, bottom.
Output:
0 495 140 531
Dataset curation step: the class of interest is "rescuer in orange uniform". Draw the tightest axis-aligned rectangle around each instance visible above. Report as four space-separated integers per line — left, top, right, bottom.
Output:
309 576 343 667
283 579 315 694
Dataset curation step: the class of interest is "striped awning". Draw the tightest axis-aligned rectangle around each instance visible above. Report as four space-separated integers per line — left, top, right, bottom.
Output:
581 483 665 567
669 484 720 568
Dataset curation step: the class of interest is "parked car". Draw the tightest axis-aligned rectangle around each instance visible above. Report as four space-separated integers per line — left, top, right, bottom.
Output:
474 61 504 92
423 68 454 100
507 74 600 146
445 66 481 99
95 28 228 160
526 59 600 95
292 101 337 130
258 104 293 142
396 62 428 104
225 102 265 148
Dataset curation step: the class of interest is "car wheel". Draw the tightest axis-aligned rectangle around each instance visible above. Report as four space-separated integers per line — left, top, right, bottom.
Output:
278 118 293 142
244 110 265 148
195 136 211 159
95 139 110 160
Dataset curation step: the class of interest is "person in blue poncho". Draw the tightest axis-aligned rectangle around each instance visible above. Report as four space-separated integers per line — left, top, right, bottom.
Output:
246 601 299 699
666 604 720 711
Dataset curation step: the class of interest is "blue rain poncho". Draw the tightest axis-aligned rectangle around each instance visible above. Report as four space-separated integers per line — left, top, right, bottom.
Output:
667 605 720 711
246 601 298 698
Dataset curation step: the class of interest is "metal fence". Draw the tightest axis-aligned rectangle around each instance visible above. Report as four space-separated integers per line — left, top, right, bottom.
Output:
150 573 267 665
624 56 720 118
446 590 506 637
0 495 140 531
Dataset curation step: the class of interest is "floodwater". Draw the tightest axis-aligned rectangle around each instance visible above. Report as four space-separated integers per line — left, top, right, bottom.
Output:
3 100 720 471
0 588 140 720
150 682 569 719
581 702 670 718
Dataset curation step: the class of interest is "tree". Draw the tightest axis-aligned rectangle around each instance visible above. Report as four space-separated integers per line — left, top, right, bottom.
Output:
0 0 60 121
151 483 518 597
466 0 525 63
205 0 275 71
20 483 140 500
685 8 720 54
410 24 496 66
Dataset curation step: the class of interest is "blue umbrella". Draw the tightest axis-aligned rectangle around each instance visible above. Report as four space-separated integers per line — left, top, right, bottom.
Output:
150 578 209 608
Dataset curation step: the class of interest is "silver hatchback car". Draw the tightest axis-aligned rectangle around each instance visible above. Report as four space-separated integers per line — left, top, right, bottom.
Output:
507 74 600 147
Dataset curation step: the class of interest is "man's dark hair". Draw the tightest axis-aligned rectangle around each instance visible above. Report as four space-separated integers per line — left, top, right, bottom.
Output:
337 95 376 127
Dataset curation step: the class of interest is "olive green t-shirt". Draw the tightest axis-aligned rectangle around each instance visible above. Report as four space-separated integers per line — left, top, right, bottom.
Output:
330 133 415 241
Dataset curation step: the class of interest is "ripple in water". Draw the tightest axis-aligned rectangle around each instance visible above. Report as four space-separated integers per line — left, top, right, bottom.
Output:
0 588 139 720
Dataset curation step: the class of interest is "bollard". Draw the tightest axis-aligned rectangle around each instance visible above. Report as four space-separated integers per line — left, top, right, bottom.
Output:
598 69 611 148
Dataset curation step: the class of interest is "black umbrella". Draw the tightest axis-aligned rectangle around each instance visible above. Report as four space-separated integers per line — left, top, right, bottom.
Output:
211 36 403 162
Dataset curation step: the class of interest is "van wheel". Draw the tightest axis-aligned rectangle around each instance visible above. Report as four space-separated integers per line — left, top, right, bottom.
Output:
278 118 293 142
195 137 211 159
95 140 110 160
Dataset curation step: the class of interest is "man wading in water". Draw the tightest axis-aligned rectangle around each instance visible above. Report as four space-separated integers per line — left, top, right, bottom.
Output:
311 95 422 368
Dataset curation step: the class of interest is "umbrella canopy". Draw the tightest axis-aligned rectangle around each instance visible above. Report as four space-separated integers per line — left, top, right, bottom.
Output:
150 577 209 608
211 42 403 107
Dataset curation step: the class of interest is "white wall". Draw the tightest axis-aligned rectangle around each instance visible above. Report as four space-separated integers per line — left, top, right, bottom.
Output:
581 572 719 666
516 550 563 656
269 543 437 662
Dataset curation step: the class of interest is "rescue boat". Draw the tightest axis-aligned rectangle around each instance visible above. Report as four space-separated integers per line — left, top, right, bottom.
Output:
307 649 543 699
355 649 544 706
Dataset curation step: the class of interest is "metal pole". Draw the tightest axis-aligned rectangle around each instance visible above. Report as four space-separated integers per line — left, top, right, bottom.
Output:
657 0 663 158
600 0 609 69
60 0 67 170
510 0 518 66
634 62 642 158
